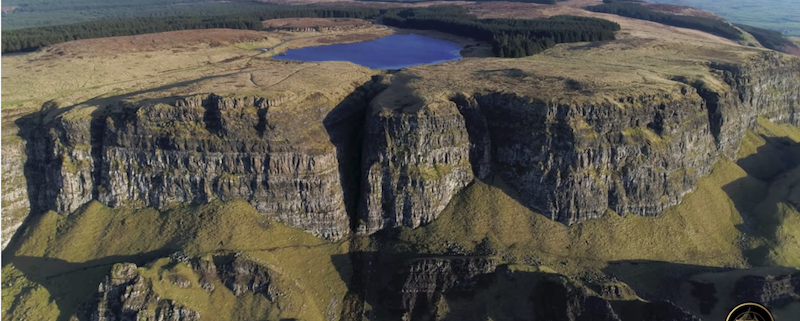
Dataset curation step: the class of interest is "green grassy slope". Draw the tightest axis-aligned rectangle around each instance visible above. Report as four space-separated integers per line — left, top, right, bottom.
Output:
2 199 351 321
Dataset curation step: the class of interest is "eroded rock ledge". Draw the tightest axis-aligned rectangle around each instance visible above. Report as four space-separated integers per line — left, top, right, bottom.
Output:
361 51 799 227
8 52 800 241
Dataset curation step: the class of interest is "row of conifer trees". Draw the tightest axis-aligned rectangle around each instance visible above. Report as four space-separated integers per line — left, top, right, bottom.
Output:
382 6 620 58
2 6 382 53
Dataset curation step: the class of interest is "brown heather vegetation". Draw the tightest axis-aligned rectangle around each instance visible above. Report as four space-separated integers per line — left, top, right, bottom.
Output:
262 17 373 29
642 3 724 20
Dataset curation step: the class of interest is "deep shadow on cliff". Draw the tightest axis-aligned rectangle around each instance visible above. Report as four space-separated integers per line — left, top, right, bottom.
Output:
724 134 800 266
331 252 712 321
601 260 732 303
323 75 387 232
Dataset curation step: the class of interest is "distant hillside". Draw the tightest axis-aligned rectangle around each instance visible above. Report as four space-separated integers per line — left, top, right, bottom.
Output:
587 0 743 41
648 0 800 37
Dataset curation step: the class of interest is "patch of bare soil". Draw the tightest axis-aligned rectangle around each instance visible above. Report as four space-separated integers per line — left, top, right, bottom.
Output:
262 17 372 29
1 6 17 13
40 29 271 58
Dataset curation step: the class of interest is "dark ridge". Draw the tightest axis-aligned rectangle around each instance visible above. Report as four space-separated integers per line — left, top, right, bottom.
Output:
736 23 799 53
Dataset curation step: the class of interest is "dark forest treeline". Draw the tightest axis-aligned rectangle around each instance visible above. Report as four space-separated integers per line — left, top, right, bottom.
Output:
1 6 381 53
736 24 799 52
382 6 619 58
587 1 743 41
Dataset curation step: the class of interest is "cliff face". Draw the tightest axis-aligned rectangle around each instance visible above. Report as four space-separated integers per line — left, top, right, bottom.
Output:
374 257 701 321
454 90 724 224
1 135 29 249
357 52 798 226
96 93 350 239
715 52 800 127
358 101 474 234
5 53 800 245
381 258 498 315
16 82 380 240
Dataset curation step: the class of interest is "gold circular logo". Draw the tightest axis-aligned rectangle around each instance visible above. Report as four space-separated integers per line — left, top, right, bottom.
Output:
726 302 774 321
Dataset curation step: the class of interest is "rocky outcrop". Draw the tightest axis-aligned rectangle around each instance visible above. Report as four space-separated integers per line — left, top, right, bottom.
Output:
10 52 800 237
85 263 201 321
452 89 725 224
215 254 280 300
358 101 474 234
84 255 283 321
733 273 800 308
713 52 800 127
354 52 799 228
1 134 29 249
379 259 629 321
381 258 498 318
97 93 351 239
530 277 621 321
18 79 384 239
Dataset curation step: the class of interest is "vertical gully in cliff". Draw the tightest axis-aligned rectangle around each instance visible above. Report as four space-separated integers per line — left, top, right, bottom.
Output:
90 111 107 200
323 76 387 319
17 101 61 217
696 86 724 146
450 93 492 180
672 76 724 146
203 94 225 136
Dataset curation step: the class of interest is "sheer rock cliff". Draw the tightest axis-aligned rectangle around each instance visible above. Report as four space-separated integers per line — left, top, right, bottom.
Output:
3 52 800 246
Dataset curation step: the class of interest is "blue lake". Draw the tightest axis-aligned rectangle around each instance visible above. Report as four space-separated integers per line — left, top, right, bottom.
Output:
272 34 462 69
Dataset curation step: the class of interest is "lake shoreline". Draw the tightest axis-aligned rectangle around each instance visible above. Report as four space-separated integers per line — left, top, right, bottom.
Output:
270 33 466 70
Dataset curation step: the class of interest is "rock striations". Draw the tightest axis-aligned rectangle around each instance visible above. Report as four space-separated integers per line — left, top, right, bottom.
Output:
4 52 800 247
358 100 474 234
86 263 201 321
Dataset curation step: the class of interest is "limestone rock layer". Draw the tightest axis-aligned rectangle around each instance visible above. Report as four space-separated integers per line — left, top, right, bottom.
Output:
5 52 800 242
